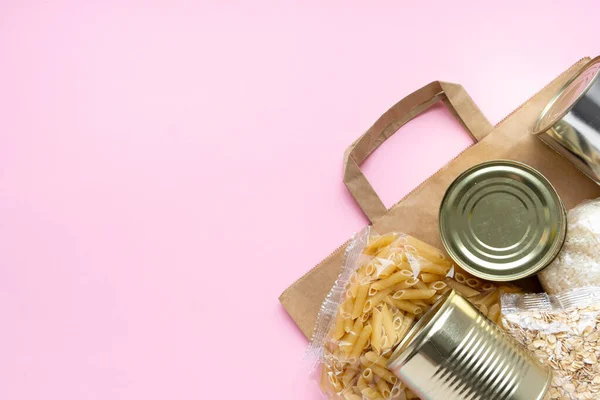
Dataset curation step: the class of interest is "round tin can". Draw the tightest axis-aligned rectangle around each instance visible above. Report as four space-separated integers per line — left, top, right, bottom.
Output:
439 160 566 281
534 56 600 183
387 290 552 400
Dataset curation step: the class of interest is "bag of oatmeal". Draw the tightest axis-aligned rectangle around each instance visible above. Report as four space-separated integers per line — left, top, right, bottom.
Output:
502 287 600 400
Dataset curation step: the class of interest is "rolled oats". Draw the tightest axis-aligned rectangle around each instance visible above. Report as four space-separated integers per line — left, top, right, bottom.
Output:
502 288 600 400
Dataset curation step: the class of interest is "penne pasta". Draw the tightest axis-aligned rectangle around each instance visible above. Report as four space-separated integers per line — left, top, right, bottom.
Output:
350 271 359 285
352 284 370 319
341 368 359 386
389 251 406 266
499 284 522 294
332 359 344 373
377 263 397 279
478 304 489 316
404 236 446 260
388 298 423 315
364 351 389 368
370 364 398 385
349 325 372 359
425 293 443 305
396 313 416 344
445 278 480 297
345 289 353 300
365 233 397 255
420 261 451 276
390 384 402 399
333 311 346 340
393 315 403 330
489 303 501 324
473 288 500 308
350 283 359 298
370 270 412 291
374 246 392 259
380 335 388 351
383 296 395 309
360 387 383 400
429 281 447 291
390 278 419 292
481 282 495 292
361 312 371 323
332 347 342 360
340 298 353 317
370 309 383 354
395 261 412 271
357 376 368 391
328 373 343 392
344 316 354 334
380 304 397 348
363 288 394 313
320 366 332 392
412 299 429 309
363 340 370 353
421 272 444 283
454 272 467 283
466 278 481 289
394 289 436 300
344 394 362 400
365 263 377 277
340 319 363 355
354 268 368 286
376 377 392 399
414 281 429 290
362 368 374 384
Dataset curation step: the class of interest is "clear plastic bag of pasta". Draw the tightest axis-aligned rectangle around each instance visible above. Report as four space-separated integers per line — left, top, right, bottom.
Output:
502 287 600 400
307 228 522 400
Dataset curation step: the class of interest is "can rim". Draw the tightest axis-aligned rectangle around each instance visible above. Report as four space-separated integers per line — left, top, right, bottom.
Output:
536 373 554 400
387 290 455 370
534 56 600 135
438 160 567 281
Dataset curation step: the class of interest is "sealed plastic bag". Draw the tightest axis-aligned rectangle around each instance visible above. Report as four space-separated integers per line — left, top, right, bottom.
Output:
308 228 521 400
502 287 600 400
539 198 600 295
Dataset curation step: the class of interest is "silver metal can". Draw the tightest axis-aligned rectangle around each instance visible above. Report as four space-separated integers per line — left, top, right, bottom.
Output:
387 290 552 400
534 56 600 183
439 160 567 282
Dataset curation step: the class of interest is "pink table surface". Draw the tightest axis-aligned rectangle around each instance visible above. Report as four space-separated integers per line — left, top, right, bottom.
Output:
2 1 600 399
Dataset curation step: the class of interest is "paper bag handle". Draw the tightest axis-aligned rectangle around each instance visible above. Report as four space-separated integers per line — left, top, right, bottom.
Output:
343 81 493 223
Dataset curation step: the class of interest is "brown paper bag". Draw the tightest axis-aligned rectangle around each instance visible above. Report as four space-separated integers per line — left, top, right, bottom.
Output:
280 57 600 339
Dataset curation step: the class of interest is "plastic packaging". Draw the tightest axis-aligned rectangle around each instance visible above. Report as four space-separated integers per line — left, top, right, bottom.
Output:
308 228 521 400
539 198 600 295
502 287 600 400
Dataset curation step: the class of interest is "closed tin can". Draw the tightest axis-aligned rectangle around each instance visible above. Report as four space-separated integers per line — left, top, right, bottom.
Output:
534 56 600 183
387 290 552 400
439 160 566 281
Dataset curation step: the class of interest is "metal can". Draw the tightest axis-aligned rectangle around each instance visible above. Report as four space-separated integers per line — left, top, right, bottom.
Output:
387 290 552 400
439 160 566 281
534 56 600 183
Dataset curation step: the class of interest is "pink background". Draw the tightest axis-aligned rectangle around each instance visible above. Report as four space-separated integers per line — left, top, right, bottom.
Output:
1 1 600 399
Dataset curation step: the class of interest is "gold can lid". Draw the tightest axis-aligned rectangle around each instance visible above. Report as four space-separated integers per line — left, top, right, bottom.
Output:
535 57 600 135
439 160 566 281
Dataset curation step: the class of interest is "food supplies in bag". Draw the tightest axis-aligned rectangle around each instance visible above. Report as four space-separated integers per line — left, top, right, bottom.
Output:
308 228 522 400
539 198 600 295
502 287 600 400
